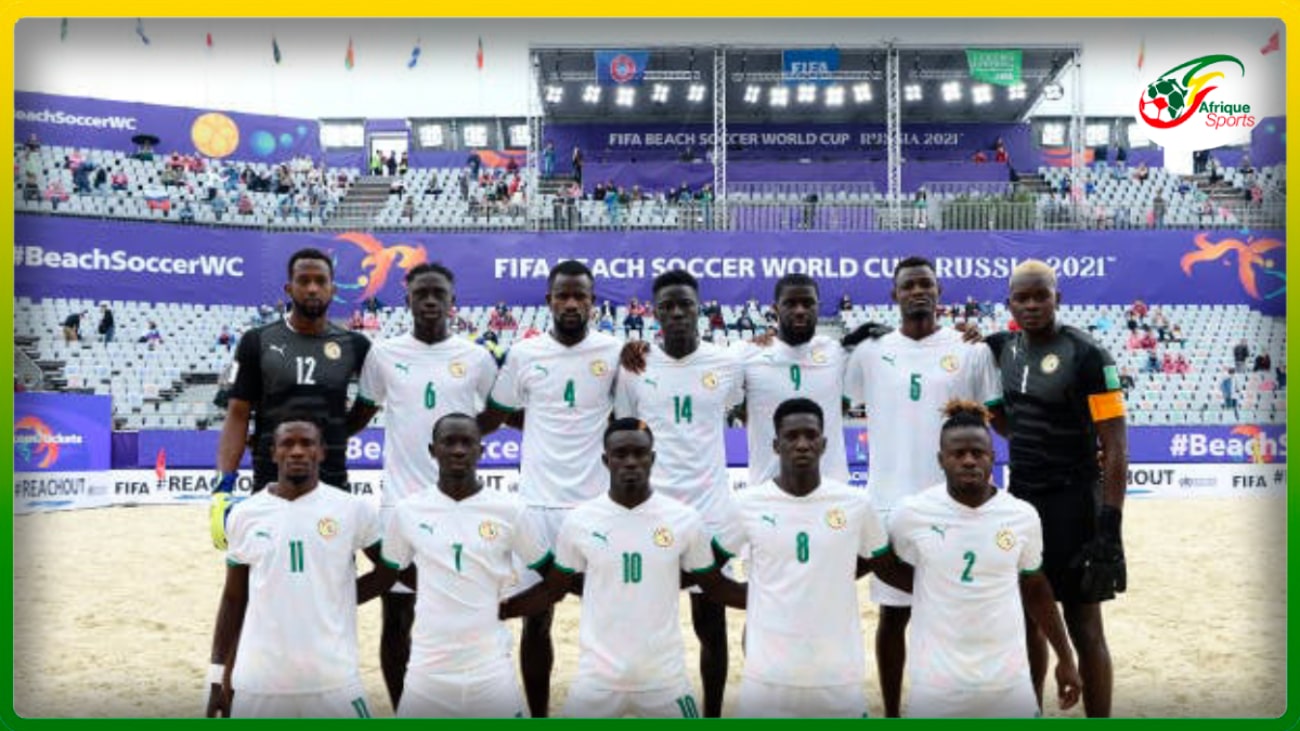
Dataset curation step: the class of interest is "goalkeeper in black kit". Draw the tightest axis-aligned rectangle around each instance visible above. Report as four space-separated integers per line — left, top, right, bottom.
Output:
984 260 1128 719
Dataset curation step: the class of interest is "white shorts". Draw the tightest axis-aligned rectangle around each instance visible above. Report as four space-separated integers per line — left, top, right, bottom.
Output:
735 678 866 718
380 505 413 594
231 682 372 718
561 677 701 718
906 682 1039 718
397 659 528 718
507 506 571 597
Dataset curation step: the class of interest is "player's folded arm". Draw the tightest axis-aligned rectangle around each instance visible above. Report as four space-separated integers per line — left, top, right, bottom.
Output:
862 546 913 593
499 560 574 619
357 541 400 604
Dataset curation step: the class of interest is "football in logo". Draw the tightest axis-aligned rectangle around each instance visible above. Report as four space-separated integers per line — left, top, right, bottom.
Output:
479 520 500 541
609 54 639 84
826 508 847 530
996 528 1015 551
318 517 339 539
323 342 342 360
653 527 674 547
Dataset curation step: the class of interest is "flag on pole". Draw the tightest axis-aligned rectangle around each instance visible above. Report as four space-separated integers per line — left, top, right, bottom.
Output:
1260 30 1280 55
154 448 167 482
273 36 282 64
60 19 68 42
206 32 213 49
136 19 150 45
476 36 484 70
408 39 421 69
1137 36 1145 71
345 37 355 70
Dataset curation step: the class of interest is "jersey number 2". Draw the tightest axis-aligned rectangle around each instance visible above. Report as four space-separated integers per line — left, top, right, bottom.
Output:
961 550 976 583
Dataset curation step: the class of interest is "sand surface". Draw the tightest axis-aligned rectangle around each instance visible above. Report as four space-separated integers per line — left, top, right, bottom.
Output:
12 496 1287 718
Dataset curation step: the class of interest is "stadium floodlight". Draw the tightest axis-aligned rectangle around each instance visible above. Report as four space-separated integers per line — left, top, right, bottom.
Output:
972 84 993 105
616 86 636 108
687 84 707 103
744 85 762 104
462 124 489 148
941 81 962 103
544 85 564 104
508 124 531 148
904 83 923 102
1008 82 1027 101
825 85 845 107
582 85 601 104
852 83 872 103
651 84 670 103
769 86 790 107
796 84 817 104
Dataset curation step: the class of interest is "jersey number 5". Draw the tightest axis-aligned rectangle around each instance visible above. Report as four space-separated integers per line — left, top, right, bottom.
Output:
909 373 922 401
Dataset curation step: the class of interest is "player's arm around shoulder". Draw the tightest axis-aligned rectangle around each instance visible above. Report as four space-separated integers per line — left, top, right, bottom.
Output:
354 499 394 604
865 499 916 590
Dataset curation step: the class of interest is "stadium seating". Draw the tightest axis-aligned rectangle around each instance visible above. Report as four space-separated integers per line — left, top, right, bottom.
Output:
14 295 1285 431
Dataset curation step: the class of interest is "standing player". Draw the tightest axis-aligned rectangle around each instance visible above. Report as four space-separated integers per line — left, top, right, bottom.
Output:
476 259 623 717
205 417 383 718
714 399 904 718
345 263 499 708
501 419 745 718
372 414 549 718
613 269 743 717
985 260 1128 717
210 248 371 550
842 256 1002 717
888 400 1081 717
737 274 851 485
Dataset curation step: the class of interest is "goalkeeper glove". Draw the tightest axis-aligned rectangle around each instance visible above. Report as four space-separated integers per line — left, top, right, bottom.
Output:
209 472 239 550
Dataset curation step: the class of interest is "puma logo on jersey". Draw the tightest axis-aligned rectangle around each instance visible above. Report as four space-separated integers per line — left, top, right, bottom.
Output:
418 522 435 535
394 362 410 374
881 354 896 366
644 377 659 388
929 524 947 539
591 531 609 544
268 344 287 357
254 530 271 539
533 364 550 377
760 514 778 527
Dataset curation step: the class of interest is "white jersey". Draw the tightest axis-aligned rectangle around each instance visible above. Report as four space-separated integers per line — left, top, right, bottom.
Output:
226 485 381 694
488 332 621 508
381 487 550 674
844 329 1002 510
890 484 1043 693
554 492 716 692
613 342 744 527
357 334 498 507
735 336 850 485
715 479 888 688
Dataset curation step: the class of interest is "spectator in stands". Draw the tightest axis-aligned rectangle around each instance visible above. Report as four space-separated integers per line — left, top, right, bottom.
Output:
386 152 398 177
237 192 255 217
1253 352 1272 373
1139 326 1158 352
488 305 517 333
363 296 382 314
218 325 235 352
1150 306 1170 341
994 138 1008 164
1127 299 1148 327
571 145 584 185
1144 347 1160 374
92 165 108 194
1240 154 1254 176
732 307 757 337
62 311 84 342
697 183 714 225
1207 157 1223 186
110 168 128 191
466 151 482 181
1125 329 1144 351
1151 193 1167 229
1276 364 1287 389
96 303 115 345
44 179 69 209
963 296 980 323
1134 162 1150 183
348 310 365 331
521 324 542 340
596 309 615 334
1168 323 1186 346
1233 338 1251 372
1160 352 1177 374
362 310 381 331
1173 354 1190 374
209 191 228 221
72 155 94 193
1118 367 1136 394
627 297 649 318
398 152 409 176
24 132 40 152
623 310 645 340
972 149 988 163
1221 369 1238 416
600 300 615 320
542 141 556 178
178 199 196 223
138 321 163 347
370 149 382 176
402 196 415 221
839 293 853 312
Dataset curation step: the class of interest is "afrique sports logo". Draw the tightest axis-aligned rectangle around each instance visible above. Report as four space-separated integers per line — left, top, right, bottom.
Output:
1138 55 1254 132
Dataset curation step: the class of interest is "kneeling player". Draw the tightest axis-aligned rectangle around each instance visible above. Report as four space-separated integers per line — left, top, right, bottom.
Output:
501 419 744 718
888 401 1081 717
206 417 383 719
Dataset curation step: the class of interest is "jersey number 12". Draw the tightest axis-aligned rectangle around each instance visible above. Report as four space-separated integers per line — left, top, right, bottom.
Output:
296 356 317 385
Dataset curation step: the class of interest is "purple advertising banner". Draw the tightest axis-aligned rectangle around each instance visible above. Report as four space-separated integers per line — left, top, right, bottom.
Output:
14 91 320 163
14 393 112 471
15 215 1287 316
545 122 1034 167
126 424 1285 470
1251 116 1285 168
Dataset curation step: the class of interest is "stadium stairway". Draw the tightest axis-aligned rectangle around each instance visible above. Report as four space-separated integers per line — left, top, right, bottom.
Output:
331 176 394 227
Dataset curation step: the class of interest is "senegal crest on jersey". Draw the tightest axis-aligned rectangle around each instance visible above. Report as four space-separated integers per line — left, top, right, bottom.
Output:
590 360 609 377
1040 354 1060 374
479 520 500 541
653 527 674 547
318 517 339 539
810 347 828 365
701 371 719 390
323 342 342 360
940 354 959 373
448 360 467 379
825 508 847 530
996 528 1015 551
